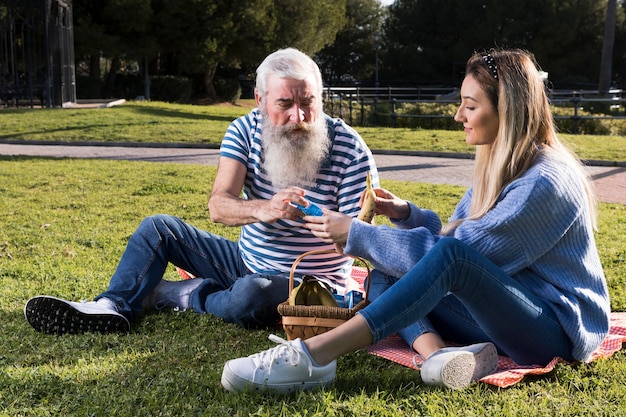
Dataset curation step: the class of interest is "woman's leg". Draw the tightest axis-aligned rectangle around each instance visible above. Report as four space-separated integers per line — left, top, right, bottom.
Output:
367 269 445 358
310 237 572 366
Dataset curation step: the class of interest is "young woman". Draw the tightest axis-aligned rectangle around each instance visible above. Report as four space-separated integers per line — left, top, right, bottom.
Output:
220 49 610 393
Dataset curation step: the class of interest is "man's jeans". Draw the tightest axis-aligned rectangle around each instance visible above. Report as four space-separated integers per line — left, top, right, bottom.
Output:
97 214 291 328
359 237 573 365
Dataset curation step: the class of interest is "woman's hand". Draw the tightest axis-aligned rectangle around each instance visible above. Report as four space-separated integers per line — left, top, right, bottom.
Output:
364 188 411 221
303 210 353 247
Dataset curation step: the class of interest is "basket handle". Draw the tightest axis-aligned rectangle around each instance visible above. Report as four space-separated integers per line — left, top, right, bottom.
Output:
288 249 372 302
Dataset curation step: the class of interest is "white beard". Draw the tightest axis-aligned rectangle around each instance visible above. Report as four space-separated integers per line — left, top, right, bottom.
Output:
261 110 330 189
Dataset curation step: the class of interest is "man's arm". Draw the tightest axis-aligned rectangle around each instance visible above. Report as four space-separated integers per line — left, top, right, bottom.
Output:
208 156 308 226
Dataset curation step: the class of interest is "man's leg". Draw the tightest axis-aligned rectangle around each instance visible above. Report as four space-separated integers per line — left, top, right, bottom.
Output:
99 214 244 320
25 214 245 334
191 272 291 328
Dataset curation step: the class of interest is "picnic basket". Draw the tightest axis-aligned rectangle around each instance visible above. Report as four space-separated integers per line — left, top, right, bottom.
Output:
277 249 371 340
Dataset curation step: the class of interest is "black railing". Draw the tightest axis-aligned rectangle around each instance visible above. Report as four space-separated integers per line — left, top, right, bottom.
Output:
324 87 626 134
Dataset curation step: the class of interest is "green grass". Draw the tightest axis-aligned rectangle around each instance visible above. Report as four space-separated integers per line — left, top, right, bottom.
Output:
1 100 625 162
1 158 625 416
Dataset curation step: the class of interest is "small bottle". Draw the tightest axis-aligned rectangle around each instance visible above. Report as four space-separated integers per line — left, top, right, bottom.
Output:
293 199 324 216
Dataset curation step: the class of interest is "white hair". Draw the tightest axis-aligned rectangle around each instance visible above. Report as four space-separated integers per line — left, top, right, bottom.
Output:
255 48 323 100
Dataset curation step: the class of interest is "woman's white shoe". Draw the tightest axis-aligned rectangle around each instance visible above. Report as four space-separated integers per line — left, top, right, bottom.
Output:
420 342 498 389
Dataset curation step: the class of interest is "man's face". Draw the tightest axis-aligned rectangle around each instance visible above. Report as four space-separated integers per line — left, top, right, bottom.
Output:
256 75 329 190
256 75 320 128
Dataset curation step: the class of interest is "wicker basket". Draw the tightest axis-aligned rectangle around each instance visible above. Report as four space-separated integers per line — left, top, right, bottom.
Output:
277 249 371 340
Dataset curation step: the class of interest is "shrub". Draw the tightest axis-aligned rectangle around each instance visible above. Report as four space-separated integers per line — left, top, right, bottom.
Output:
551 105 626 135
149 75 193 103
113 73 143 100
75 76 103 99
214 77 242 104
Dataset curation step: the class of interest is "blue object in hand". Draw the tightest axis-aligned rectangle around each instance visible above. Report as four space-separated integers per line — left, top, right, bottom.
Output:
294 200 324 216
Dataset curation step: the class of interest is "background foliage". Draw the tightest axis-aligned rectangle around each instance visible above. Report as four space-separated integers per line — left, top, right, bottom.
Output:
67 0 626 101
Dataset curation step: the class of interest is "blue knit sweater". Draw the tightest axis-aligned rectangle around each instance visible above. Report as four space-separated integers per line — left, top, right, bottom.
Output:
344 155 610 362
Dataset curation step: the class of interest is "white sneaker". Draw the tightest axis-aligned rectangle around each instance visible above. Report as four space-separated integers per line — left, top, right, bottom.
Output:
141 278 204 311
420 342 498 389
221 334 337 394
24 296 130 335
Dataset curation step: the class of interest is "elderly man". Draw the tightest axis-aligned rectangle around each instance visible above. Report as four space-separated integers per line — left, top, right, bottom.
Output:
24 47 379 334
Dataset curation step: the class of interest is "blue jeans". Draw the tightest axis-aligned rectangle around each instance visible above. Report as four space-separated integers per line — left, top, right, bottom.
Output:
97 214 292 328
358 237 573 365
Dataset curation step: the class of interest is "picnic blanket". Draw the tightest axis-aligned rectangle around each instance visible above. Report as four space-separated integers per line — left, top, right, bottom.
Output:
367 312 626 388
177 266 626 388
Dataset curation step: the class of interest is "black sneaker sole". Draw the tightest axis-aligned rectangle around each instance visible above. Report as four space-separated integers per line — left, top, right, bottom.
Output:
24 296 130 335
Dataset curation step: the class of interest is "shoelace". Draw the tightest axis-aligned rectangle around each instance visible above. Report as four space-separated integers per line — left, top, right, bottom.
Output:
412 353 425 370
251 334 313 381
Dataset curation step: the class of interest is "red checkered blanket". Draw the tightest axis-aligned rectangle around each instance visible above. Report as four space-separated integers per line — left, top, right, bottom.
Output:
340 267 626 388
367 312 626 388
178 266 625 388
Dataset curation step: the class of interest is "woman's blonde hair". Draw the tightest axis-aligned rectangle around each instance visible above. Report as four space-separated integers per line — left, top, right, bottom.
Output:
442 48 597 234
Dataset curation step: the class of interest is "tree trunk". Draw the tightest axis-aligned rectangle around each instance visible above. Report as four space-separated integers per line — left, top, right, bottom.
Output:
203 63 218 100
89 54 101 81
103 56 121 98
598 0 617 95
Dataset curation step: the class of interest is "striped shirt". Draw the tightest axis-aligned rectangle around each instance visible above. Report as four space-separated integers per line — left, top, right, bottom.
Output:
220 108 379 289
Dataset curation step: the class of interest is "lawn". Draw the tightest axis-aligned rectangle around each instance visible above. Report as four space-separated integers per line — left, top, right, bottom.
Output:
1 157 625 416
1 100 625 162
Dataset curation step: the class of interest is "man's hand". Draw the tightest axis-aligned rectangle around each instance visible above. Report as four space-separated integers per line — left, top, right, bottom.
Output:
253 187 308 223
209 157 320 226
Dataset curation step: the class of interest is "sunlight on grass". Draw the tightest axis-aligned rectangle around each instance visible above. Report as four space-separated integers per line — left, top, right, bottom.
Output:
1 100 624 162
4 348 155 385
0 157 625 416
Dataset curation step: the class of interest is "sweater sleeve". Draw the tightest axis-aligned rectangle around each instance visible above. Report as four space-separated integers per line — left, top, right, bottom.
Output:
343 202 443 277
451 163 586 276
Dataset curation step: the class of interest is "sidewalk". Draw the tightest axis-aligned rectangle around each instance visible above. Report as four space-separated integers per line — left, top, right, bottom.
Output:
1 142 624 205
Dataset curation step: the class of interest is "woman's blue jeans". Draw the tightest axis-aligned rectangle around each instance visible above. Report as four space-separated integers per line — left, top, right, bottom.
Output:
97 214 292 328
358 237 573 365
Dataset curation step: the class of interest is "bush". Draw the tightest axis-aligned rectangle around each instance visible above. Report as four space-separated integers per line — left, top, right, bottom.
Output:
75 76 103 99
361 100 461 130
214 77 242 104
149 75 193 103
551 105 626 135
113 73 143 100
324 98 626 135
390 101 461 130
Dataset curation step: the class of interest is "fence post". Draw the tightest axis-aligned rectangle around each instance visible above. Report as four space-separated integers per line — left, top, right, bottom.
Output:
348 92 353 125
572 96 580 134
360 96 365 126
373 96 378 126
391 98 397 127
338 92 343 119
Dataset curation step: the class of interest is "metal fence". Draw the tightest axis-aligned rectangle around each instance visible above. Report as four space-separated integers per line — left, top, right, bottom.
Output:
323 86 626 134
0 0 76 108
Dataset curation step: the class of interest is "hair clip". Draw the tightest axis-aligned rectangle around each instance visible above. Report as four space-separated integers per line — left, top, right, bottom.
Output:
482 54 498 79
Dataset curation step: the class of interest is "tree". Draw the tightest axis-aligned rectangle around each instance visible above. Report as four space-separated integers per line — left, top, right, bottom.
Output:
271 0 347 54
381 0 610 88
73 0 347 100
599 0 617 93
314 0 386 84
73 0 155 96
150 0 346 99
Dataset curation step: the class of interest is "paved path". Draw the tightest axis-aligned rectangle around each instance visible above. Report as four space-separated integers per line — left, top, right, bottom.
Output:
1 142 624 205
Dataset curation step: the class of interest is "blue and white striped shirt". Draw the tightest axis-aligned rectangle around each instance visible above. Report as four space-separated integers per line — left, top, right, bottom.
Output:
220 108 379 289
